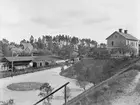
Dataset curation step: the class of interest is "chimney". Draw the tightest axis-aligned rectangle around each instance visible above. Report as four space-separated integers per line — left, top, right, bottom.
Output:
124 30 128 34
119 29 122 33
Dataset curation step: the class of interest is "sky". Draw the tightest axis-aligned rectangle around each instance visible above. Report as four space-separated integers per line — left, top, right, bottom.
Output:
0 0 139 44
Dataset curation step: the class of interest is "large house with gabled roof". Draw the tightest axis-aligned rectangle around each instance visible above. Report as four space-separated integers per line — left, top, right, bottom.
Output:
106 29 139 56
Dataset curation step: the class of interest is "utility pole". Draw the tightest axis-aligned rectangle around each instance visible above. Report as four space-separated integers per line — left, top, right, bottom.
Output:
11 51 13 77
64 85 67 105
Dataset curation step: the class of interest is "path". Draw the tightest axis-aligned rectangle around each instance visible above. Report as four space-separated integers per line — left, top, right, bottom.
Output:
0 66 92 105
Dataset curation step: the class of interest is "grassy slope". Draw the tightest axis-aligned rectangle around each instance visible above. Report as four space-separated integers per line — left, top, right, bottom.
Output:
76 69 140 105
60 58 133 81
60 58 108 78
72 60 140 105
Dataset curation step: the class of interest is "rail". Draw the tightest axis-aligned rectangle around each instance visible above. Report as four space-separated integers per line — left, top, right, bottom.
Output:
33 82 70 105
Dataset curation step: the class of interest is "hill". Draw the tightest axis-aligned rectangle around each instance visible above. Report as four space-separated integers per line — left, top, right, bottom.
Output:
66 60 140 105
60 57 135 84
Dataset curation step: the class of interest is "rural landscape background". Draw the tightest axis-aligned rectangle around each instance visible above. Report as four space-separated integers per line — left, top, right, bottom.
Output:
1 0 140 105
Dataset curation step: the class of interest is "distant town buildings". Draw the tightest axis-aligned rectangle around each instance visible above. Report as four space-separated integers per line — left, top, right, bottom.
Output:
21 42 33 53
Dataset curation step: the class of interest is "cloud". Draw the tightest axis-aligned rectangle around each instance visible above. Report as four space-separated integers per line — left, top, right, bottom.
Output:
65 10 87 19
31 17 69 29
83 16 110 25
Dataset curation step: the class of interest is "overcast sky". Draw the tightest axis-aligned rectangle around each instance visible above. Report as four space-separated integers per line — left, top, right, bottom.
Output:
0 0 139 44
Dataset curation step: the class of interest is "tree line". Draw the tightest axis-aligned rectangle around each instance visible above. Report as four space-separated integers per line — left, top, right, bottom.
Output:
0 35 106 59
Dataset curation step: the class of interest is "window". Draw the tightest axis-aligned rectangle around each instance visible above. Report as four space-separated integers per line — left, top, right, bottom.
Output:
111 41 114 46
131 42 134 46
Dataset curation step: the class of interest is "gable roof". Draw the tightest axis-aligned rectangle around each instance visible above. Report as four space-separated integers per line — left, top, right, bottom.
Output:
33 55 63 61
106 31 138 41
3 56 34 62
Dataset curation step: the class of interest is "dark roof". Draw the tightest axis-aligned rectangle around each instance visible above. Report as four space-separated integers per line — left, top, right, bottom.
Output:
4 56 33 62
1 55 62 62
106 31 138 41
33 55 63 61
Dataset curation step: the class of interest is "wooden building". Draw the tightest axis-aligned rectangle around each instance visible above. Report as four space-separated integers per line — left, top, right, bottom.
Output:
32 55 62 68
0 55 63 71
1 56 33 71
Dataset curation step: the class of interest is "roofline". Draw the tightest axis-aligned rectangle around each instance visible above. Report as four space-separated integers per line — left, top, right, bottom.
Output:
125 38 138 41
106 31 122 40
106 31 138 41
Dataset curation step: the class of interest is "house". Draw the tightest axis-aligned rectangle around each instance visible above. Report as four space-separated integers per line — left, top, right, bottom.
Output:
106 29 139 56
21 42 33 54
139 40 140 55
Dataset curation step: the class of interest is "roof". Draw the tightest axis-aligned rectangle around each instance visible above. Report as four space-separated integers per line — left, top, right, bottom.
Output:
106 31 138 41
4 56 34 62
1 55 63 62
33 55 63 61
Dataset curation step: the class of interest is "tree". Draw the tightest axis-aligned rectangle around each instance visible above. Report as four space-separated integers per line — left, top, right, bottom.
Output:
37 37 44 49
58 45 73 59
73 60 84 75
100 43 106 48
29 35 34 44
35 49 52 56
76 78 88 91
62 86 71 101
87 48 110 59
2 38 9 45
71 37 78 45
78 45 89 56
48 38 53 51
0 41 4 57
38 83 54 105
91 40 97 47
20 39 27 45
2 43 12 56
111 43 137 56
73 61 90 90
85 64 103 85
52 43 60 55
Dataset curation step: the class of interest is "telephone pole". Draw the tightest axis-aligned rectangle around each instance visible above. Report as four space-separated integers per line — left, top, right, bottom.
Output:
11 51 13 77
